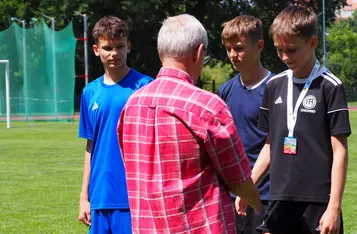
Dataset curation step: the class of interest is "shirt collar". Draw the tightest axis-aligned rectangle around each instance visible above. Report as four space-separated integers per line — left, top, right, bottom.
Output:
239 71 272 91
157 67 194 85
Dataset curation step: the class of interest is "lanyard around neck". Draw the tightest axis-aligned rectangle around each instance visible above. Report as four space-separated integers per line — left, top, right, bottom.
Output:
286 60 320 137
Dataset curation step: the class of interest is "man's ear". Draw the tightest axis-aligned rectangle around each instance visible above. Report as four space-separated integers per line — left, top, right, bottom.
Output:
93 44 100 56
193 43 205 64
127 40 131 54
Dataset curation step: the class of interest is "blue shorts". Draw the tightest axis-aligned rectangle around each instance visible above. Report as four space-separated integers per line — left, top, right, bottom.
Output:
89 209 132 234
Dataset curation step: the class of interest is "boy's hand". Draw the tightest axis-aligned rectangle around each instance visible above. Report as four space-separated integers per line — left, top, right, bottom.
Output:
319 207 340 234
78 199 91 226
235 197 248 216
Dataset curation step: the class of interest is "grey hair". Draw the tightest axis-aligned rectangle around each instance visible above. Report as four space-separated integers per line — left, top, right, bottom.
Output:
157 14 208 60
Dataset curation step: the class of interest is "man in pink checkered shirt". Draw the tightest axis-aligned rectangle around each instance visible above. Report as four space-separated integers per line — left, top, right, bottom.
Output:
117 14 260 234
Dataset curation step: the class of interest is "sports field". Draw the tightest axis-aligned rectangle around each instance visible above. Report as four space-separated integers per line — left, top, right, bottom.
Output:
0 112 356 233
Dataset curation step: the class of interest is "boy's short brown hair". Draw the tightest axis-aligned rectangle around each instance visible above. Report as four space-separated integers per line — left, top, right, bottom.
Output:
270 5 317 40
221 15 263 44
92 16 130 43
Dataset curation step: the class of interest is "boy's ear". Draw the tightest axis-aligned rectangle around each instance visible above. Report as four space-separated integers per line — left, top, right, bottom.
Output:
310 36 318 49
93 44 100 56
257 39 264 52
127 40 131 54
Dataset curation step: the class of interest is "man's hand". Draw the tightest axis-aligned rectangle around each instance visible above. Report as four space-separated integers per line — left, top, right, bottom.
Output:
319 207 340 234
78 199 91 226
235 197 248 216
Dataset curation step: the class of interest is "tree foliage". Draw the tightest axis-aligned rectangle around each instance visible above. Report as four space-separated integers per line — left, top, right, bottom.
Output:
201 59 233 85
326 12 357 87
0 0 346 84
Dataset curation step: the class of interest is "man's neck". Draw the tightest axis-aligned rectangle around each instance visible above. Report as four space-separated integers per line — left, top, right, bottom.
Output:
104 65 130 84
161 59 195 83
240 63 268 87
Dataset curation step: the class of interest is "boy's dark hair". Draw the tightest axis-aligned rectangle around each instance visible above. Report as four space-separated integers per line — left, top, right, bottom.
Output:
221 15 264 44
270 5 317 40
92 16 130 43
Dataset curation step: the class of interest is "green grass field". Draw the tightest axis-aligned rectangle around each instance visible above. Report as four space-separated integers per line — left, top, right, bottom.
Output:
0 121 87 234
0 113 356 233
348 101 357 107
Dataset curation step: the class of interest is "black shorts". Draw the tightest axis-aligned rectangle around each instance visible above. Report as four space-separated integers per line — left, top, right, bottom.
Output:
256 201 344 234
234 199 269 234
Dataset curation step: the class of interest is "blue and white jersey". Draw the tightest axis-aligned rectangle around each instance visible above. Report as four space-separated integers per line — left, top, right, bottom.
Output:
79 69 153 210
217 71 274 200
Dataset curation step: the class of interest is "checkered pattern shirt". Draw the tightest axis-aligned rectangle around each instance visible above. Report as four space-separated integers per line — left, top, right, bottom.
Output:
118 67 251 234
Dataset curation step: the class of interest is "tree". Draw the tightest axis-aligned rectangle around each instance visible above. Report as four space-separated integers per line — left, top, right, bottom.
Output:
326 13 357 87
201 59 234 92
0 0 347 84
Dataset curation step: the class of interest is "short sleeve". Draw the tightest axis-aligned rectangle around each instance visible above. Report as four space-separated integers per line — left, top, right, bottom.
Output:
204 106 251 185
327 84 351 137
258 85 270 132
78 92 93 140
216 80 231 101
137 76 154 89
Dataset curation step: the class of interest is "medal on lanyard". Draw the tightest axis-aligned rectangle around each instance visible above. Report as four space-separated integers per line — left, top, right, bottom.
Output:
283 60 320 155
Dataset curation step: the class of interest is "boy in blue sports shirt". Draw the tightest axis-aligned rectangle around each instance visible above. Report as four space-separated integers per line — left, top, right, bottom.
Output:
217 15 274 234
78 16 153 233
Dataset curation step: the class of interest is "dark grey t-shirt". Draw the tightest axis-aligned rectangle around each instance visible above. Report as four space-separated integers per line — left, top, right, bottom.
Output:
258 67 351 203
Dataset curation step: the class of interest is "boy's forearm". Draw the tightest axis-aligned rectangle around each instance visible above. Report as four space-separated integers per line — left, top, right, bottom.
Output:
80 141 92 201
328 136 348 210
251 136 270 185
228 177 260 210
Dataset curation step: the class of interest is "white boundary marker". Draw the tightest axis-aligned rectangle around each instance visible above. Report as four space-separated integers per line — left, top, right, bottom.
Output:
0 60 10 128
